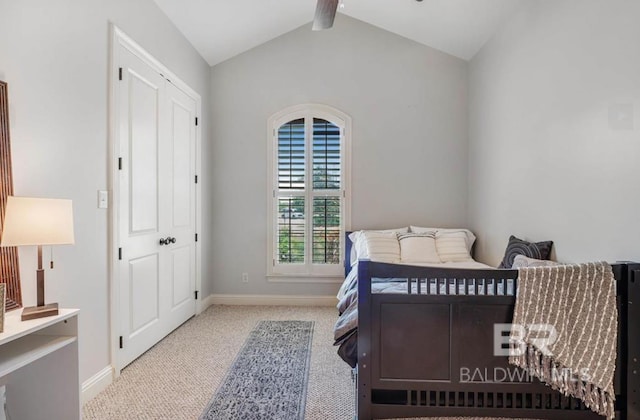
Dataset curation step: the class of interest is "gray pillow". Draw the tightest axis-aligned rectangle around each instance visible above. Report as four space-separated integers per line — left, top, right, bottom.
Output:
498 235 554 268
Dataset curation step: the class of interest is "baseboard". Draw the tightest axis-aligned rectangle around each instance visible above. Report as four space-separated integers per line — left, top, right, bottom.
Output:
81 365 114 405
208 294 337 306
197 293 216 314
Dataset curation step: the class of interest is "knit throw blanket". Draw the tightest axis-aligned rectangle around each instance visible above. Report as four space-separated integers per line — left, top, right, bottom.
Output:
509 262 617 419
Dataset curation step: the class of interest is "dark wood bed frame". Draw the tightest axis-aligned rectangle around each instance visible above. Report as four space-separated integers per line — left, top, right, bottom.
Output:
344 233 640 419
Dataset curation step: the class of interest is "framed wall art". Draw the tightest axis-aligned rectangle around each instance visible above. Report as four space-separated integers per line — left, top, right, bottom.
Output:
0 80 22 311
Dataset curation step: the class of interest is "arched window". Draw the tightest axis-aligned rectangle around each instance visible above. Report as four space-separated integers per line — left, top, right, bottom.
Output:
267 104 351 278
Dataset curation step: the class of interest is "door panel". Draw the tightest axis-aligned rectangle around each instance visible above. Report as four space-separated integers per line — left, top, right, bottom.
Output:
129 254 160 334
165 81 196 331
129 72 159 234
118 47 168 367
117 44 197 369
170 100 192 228
170 245 192 308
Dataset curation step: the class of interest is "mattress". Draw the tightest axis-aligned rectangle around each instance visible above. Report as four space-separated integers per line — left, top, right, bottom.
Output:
337 260 494 300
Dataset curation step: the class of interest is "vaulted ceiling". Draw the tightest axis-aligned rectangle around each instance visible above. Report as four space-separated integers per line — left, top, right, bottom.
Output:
153 0 527 66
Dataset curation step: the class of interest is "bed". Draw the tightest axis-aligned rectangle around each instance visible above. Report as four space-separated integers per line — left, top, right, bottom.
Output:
335 231 640 419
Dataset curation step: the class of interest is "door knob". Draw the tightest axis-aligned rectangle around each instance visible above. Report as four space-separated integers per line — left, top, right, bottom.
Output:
159 236 176 246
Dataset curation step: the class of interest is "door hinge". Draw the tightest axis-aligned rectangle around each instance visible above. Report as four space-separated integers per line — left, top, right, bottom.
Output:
119 336 123 349
118 248 122 260
195 291 199 300
195 117 198 126
118 157 122 170
195 233 198 242
118 67 123 81
195 175 198 184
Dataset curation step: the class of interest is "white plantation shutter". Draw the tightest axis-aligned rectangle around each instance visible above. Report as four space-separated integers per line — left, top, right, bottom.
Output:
312 197 340 264
277 119 306 264
268 105 351 277
278 118 305 190
312 118 341 190
311 118 341 265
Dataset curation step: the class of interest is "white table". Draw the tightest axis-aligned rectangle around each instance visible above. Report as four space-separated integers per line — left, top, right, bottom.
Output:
0 308 80 420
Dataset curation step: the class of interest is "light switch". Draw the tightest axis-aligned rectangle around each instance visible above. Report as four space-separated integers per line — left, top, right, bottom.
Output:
98 190 109 209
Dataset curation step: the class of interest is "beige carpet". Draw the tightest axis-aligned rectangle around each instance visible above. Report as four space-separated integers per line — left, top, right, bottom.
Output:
83 305 536 420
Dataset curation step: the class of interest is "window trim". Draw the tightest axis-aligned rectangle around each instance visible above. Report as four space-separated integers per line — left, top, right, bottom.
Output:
267 104 352 279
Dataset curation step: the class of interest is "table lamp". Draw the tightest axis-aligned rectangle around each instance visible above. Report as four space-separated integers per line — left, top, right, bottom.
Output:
0 196 75 321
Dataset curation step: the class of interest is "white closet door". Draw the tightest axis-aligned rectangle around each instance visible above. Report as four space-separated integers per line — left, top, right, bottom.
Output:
164 81 197 333
117 46 196 368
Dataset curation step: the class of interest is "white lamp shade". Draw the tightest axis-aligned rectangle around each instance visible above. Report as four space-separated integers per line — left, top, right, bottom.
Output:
1 196 75 246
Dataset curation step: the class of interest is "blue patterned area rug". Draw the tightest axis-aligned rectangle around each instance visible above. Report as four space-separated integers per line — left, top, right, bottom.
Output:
200 320 314 420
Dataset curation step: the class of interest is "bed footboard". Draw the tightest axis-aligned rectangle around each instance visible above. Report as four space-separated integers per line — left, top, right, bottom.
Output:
356 260 640 419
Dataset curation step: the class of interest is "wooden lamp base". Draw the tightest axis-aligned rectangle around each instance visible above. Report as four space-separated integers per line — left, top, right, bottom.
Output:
21 247 59 321
21 302 59 321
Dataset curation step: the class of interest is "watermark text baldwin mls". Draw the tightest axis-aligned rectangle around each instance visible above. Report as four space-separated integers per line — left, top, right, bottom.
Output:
460 366 591 383
461 367 533 383
456 323 591 384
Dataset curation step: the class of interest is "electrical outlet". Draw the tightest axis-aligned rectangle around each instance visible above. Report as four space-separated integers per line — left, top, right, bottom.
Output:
241 272 249 283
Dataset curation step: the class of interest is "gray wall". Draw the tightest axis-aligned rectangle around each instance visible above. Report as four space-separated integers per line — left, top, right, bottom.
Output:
0 0 212 384
210 14 468 296
468 0 640 265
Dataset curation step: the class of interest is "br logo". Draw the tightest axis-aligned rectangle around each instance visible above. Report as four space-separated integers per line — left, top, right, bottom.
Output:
493 323 558 357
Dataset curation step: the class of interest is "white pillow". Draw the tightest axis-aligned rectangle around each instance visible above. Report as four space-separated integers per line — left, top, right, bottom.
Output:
362 231 401 263
435 231 473 262
410 226 476 251
397 232 440 263
349 227 408 265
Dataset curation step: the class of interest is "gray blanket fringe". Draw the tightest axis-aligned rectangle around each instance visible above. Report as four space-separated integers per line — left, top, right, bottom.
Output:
509 262 617 419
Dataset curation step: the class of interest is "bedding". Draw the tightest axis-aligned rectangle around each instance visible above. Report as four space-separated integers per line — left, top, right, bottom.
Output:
410 225 476 251
397 232 440 263
360 231 401 263
348 227 408 267
434 230 473 262
348 227 477 268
